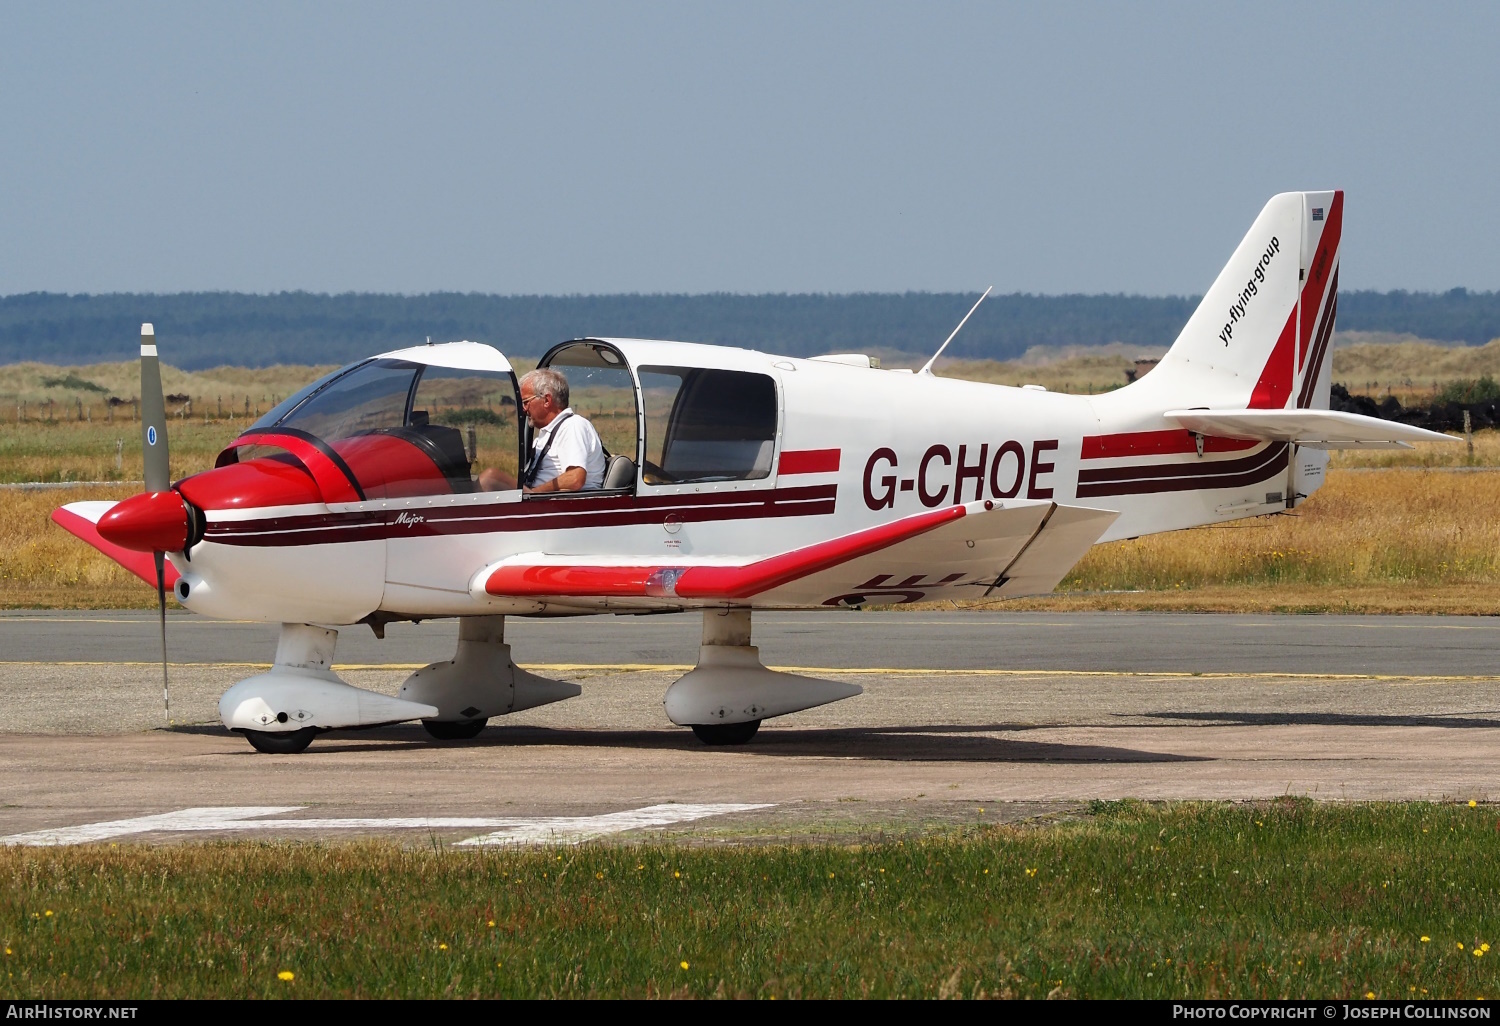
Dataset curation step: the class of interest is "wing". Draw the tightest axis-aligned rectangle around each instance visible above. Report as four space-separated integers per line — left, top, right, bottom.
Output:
1165 408 1458 450
51 501 183 589
475 499 1120 609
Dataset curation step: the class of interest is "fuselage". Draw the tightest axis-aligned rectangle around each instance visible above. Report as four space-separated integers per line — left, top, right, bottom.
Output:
157 337 1322 625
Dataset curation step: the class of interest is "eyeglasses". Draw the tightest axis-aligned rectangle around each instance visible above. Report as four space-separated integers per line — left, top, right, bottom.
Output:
519 393 544 407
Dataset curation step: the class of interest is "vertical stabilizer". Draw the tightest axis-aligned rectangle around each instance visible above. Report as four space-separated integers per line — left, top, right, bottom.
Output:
1129 191 1342 411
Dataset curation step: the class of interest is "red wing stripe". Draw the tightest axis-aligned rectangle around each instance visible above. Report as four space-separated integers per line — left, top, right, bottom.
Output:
778 448 841 475
1081 430 1258 460
485 505 967 600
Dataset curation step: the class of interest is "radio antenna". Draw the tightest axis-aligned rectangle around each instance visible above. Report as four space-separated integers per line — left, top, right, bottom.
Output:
919 286 993 376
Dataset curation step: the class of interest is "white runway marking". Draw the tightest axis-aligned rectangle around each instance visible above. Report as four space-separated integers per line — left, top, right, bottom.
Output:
1 804 772 848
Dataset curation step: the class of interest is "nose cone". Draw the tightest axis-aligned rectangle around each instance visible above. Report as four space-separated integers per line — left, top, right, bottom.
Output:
97 490 189 552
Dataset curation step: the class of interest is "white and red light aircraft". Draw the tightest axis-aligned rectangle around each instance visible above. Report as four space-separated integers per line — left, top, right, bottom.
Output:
54 191 1454 753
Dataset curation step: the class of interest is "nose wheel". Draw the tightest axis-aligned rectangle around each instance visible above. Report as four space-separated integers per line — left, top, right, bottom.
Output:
690 719 761 746
242 727 319 754
421 718 488 740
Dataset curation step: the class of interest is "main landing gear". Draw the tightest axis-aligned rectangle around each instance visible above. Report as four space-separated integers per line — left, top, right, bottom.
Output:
219 611 864 752
667 609 862 746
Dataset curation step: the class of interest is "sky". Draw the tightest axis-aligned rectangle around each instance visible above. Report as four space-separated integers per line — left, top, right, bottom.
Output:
2 1 1496 296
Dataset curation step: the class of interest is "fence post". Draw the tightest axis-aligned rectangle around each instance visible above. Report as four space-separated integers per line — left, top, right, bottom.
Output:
1464 409 1473 460
115 438 123 473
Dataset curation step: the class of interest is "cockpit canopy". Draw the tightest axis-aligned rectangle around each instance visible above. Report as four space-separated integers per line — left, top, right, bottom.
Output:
239 343 522 499
211 337 785 505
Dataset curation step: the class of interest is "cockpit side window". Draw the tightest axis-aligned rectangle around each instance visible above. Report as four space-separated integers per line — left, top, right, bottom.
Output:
404 365 521 493
639 366 777 484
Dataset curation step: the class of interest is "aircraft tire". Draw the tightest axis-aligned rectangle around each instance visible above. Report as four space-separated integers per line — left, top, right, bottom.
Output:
690 720 761 746
243 727 318 755
422 718 488 741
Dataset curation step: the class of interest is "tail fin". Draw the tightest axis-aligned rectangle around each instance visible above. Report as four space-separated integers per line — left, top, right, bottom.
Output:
1134 191 1341 411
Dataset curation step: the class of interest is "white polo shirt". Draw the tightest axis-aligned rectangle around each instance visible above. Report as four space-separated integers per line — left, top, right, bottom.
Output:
528 409 607 489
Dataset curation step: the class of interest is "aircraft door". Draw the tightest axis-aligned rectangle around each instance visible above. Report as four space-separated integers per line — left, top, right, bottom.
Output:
380 363 525 604
535 341 644 492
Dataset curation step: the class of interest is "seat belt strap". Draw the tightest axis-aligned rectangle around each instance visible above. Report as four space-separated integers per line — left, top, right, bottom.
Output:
522 411 573 487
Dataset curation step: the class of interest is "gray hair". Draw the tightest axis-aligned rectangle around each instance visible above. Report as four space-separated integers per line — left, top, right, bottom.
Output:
520 368 569 409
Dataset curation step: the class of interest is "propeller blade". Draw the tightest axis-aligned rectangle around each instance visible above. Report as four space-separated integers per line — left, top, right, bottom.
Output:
155 550 170 725
140 323 170 493
141 324 171 723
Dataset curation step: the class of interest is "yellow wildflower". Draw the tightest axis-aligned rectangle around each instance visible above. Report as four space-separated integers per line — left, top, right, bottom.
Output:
680 961 690 970
1421 936 1431 943
277 971 294 981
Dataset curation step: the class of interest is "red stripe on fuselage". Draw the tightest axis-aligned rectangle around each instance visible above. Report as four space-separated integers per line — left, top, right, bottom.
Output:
1081 430 1258 460
778 448 841 474
1076 443 1288 498
202 484 840 547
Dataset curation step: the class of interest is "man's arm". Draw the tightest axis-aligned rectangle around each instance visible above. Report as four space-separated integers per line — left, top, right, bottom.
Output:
525 466 586 493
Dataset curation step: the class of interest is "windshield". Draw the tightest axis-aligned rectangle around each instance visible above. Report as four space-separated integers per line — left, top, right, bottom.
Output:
256 359 420 440
250 362 364 431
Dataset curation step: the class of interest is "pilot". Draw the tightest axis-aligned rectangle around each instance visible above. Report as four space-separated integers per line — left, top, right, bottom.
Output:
480 368 606 493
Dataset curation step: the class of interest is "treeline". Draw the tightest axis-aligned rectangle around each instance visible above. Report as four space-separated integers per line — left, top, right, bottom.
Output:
1 289 1497 369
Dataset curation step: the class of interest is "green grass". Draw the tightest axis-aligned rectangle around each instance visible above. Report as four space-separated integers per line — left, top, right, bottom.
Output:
4 801 1499 998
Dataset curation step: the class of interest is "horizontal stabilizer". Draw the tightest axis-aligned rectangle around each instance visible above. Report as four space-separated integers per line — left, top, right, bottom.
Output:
51 501 182 590
1165 409 1458 450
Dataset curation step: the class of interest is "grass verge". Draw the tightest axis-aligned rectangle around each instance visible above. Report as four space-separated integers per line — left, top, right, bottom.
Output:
3 801 1498 999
